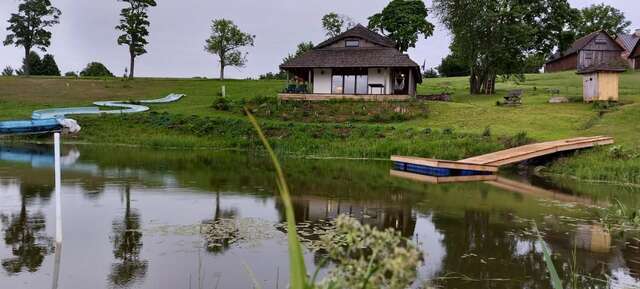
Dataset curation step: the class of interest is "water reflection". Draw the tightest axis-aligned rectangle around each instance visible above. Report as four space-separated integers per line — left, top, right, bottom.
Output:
2 144 640 289
108 184 147 287
1 182 54 274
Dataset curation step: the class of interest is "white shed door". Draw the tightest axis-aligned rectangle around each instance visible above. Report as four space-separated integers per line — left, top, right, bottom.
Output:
583 74 598 102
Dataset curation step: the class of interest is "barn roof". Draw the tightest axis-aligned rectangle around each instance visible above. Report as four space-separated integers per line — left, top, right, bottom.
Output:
546 31 623 64
631 38 640 59
577 59 628 74
616 33 640 53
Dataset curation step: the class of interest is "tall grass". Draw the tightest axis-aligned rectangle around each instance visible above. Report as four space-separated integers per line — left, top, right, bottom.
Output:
533 223 564 289
245 107 309 289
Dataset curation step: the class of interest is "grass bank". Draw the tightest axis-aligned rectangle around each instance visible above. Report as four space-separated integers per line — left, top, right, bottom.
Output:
1 72 639 183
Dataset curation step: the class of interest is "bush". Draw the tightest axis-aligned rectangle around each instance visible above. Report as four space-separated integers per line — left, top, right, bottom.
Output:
502 131 532 148
80 62 114 77
65 71 78 77
2 66 13 76
212 97 231 111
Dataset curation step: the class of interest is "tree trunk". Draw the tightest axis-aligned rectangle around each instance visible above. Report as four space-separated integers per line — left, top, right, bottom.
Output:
24 47 31 76
129 50 135 79
219 59 225 81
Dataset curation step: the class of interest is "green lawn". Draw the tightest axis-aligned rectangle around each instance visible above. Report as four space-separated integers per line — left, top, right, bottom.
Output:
1 72 639 184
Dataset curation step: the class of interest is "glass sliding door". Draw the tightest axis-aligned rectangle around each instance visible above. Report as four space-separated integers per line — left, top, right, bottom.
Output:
332 69 368 95
356 75 368 94
344 75 356 94
332 75 343 94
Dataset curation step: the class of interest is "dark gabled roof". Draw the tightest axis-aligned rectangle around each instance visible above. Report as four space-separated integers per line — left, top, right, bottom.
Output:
315 24 396 49
546 31 623 64
280 47 419 69
577 57 628 74
616 33 640 53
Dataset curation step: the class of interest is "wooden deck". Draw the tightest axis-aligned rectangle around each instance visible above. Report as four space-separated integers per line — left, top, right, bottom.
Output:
278 93 411 101
391 136 614 176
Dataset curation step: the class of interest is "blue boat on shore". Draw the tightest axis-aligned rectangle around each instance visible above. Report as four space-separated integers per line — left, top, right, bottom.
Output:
0 119 62 135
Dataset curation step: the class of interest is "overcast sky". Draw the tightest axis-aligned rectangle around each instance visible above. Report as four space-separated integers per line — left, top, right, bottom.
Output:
0 0 638 79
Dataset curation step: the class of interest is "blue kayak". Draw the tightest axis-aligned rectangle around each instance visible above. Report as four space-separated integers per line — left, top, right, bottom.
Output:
0 119 62 135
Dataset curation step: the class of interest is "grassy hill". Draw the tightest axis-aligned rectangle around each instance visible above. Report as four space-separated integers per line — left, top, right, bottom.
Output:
1 71 639 184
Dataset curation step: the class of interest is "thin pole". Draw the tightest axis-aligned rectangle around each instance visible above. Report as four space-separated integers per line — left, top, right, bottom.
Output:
54 132 62 244
52 132 62 289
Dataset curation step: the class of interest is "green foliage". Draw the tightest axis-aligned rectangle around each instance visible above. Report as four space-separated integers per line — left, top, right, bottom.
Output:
597 199 640 230
258 71 286 80
437 53 469 77
502 131 532 148
205 19 255 80
3 0 61 76
2 66 14 76
282 41 314 65
115 0 157 79
39 54 60 76
533 224 564 289
422 68 438 79
317 215 423 289
64 71 78 77
433 0 575 94
321 12 354 38
212 96 230 111
368 0 434 52
574 4 631 37
80 62 114 77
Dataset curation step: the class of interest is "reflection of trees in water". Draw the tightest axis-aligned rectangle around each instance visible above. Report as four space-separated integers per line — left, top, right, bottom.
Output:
202 192 238 254
81 179 106 200
109 185 147 288
1 183 54 274
431 210 552 289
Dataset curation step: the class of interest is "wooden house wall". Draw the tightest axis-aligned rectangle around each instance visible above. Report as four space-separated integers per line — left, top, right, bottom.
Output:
545 54 578 72
597 72 619 101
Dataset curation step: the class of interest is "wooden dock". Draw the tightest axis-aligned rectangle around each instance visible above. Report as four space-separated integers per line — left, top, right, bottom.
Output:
391 136 614 176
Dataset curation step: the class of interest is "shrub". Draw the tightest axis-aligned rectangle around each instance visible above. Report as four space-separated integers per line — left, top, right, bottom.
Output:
482 126 492 137
1 66 13 76
80 62 114 77
212 97 231 111
502 131 532 148
65 71 78 77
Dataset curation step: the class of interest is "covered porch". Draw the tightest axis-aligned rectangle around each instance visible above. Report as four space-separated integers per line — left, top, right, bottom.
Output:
279 67 418 101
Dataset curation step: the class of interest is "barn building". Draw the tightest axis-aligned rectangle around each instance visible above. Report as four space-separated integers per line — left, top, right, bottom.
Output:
616 29 640 70
544 31 625 73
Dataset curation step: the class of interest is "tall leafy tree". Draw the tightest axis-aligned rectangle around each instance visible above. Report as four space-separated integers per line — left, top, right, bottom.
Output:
434 0 575 94
575 4 631 37
115 0 157 79
321 12 355 38
205 19 255 80
39 54 60 76
3 0 61 76
282 41 314 64
368 0 434 52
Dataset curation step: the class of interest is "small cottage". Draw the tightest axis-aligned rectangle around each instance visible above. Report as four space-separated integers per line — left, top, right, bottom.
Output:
630 35 640 70
545 31 625 73
279 24 422 100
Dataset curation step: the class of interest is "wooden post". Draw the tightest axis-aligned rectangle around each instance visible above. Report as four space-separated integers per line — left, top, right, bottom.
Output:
221 85 226 97
308 69 312 93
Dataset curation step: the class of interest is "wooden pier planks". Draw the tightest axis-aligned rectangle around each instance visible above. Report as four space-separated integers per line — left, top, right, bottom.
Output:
391 136 614 176
459 136 614 166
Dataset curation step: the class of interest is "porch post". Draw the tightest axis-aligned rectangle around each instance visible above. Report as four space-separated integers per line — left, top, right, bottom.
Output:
408 69 416 97
308 69 313 93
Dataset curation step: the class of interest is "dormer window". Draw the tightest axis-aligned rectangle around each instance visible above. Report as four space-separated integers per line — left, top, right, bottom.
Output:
345 39 360 47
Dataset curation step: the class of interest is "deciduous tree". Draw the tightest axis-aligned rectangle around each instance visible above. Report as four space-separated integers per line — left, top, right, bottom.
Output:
368 0 434 52
574 4 631 37
434 0 575 94
205 19 255 80
115 0 157 79
3 0 61 76
321 13 355 38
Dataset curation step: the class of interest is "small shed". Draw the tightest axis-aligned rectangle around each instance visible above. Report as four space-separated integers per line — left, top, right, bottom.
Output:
577 63 626 102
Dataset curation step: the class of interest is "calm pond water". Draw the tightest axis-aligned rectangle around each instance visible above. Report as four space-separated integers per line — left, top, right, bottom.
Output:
2 144 640 289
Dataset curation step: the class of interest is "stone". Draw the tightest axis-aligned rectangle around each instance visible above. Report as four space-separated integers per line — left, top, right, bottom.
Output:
549 96 569 104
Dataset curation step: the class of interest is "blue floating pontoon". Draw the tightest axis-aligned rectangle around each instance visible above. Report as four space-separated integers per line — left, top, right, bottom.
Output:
0 119 62 135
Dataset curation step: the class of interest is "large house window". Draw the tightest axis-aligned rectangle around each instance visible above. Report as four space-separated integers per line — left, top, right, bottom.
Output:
345 40 360 47
332 69 368 94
